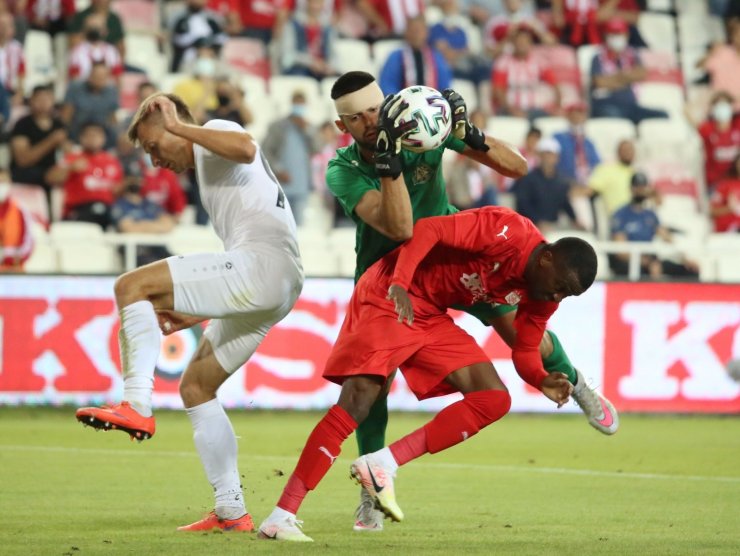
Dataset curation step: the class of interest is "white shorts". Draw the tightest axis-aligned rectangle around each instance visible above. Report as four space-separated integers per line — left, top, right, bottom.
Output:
166 247 303 374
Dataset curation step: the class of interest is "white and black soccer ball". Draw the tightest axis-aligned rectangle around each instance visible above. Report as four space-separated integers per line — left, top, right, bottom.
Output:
397 86 453 153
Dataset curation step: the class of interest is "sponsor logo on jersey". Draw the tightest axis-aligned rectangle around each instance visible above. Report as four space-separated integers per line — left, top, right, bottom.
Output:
411 163 433 185
460 272 491 303
505 291 522 305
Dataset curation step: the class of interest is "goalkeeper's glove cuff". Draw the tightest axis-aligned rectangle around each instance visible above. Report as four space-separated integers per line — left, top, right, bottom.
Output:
465 124 490 152
374 153 403 179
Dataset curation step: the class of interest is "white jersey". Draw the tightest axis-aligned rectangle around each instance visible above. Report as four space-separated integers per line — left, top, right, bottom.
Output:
193 119 300 260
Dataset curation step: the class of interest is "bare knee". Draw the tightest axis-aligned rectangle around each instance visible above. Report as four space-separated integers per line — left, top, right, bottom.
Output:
179 374 218 408
337 376 384 424
115 270 149 307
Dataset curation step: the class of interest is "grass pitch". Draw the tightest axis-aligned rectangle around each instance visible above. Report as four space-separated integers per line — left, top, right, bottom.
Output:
1 407 738 555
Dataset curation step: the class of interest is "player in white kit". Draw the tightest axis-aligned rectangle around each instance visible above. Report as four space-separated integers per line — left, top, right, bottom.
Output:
75 93 304 533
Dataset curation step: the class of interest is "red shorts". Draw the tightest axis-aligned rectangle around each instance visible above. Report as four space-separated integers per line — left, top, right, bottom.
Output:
323 275 489 400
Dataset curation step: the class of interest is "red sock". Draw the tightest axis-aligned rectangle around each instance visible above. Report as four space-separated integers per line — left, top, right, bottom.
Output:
424 389 511 455
389 427 428 466
276 405 357 514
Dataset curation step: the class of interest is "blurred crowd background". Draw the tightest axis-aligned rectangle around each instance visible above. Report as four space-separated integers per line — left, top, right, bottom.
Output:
0 0 739 282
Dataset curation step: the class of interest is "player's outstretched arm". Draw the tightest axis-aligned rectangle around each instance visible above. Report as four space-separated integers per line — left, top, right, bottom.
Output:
442 88 527 179
386 284 414 325
150 95 257 164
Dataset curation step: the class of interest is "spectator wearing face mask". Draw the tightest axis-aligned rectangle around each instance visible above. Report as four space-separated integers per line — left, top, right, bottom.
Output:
589 18 667 124
68 0 125 57
206 78 253 126
173 46 220 124
0 170 35 272
277 0 339 81
68 12 123 80
170 0 227 72
696 91 740 191
261 90 321 225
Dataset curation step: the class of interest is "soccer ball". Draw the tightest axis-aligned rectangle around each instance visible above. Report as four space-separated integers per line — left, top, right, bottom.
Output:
397 86 453 153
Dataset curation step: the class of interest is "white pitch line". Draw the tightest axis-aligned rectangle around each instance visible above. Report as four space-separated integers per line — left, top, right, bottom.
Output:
3 444 740 484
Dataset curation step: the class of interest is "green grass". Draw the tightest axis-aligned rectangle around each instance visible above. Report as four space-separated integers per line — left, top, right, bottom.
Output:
1 408 739 555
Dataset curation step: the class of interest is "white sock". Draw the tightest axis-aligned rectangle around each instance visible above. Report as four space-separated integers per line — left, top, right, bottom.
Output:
119 300 160 417
372 447 399 476
186 399 246 520
267 506 294 523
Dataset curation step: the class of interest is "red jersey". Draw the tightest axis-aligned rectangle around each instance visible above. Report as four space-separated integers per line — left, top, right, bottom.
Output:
140 167 187 216
710 178 740 232
211 0 294 29
492 54 557 111
62 151 123 215
698 117 740 186
379 206 557 388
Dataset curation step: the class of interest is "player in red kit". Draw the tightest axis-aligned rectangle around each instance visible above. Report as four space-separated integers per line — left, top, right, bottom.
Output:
258 206 598 541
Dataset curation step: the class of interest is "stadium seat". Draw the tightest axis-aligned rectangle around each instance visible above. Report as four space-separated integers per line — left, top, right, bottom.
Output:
532 116 569 137
478 80 492 112
239 74 271 139
640 49 683 86
337 248 357 278
57 243 122 274
576 44 600 94
681 49 708 88
299 244 340 277
158 72 187 93
674 0 708 13
637 13 677 52
644 160 702 198
533 45 580 89
707 233 740 252
678 13 714 50
635 83 685 119
222 38 270 79
120 72 149 111
24 242 59 273
23 31 56 95
584 118 636 161
334 38 373 75
328 227 357 254
112 0 160 33
268 75 326 125
486 116 529 147
451 79 478 112
124 33 166 78
50 221 104 242
544 229 611 280
10 184 49 225
715 257 740 283
372 39 403 69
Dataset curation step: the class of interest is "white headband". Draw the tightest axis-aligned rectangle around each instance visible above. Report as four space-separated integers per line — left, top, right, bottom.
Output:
334 81 384 116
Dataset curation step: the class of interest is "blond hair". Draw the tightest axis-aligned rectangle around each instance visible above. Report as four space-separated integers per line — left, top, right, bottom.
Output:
127 92 196 145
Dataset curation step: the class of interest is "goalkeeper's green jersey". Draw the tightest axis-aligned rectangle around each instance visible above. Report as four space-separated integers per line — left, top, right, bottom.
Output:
326 133 466 282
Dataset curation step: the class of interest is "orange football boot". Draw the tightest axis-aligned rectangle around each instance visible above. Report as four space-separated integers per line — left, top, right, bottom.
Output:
75 401 156 442
178 511 255 532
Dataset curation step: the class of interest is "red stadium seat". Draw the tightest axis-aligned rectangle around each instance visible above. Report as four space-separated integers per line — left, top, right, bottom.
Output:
645 160 700 198
532 45 581 89
10 183 49 226
222 38 270 79
111 0 160 34
640 49 683 86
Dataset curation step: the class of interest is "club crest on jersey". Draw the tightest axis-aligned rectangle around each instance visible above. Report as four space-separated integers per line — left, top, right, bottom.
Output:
412 163 434 185
505 291 522 305
460 272 490 302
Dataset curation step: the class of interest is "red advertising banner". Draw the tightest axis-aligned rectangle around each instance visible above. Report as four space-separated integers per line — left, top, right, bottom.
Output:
0 276 738 413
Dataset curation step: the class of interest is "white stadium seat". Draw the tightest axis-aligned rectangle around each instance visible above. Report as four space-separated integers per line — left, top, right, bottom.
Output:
334 38 373 75
57 243 121 274
158 72 187 93
25 242 59 273
268 75 326 126
577 44 600 94
584 118 636 161
371 39 403 70
23 31 56 95
635 82 685 119
166 225 223 255
451 79 479 113
124 33 167 78
486 117 529 147
50 221 104 242
532 116 569 137
637 13 677 52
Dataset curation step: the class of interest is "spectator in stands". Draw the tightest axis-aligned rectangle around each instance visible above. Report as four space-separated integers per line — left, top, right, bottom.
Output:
277 0 339 81
710 154 740 232
173 46 220 124
117 81 157 179
609 172 699 280
170 0 227 72
311 120 350 227
701 19 740 107
484 0 555 61
217 0 292 43
468 0 536 27
696 91 740 191
27 0 77 37
10 84 67 213
378 16 452 95
62 62 119 148
491 25 561 118
431 0 493 85
206 77 253 127
68 12 123 80
446 111 500 209
261 90 320 225
551 0 601 47
69 0 124 57
587 138 640 216
47 122 123 230
512 137 580 231
599 0 647 47
139 155 188 220
0 171 34 272
0 12 25 106
355 0 423 40
554 101 600 186
111 175 176 266
589 18 667 124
